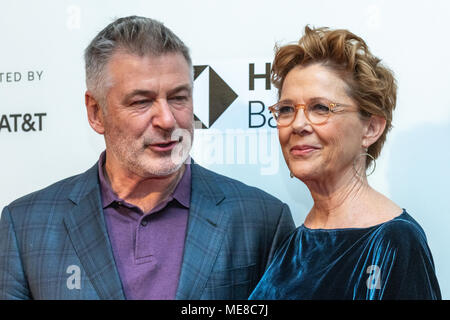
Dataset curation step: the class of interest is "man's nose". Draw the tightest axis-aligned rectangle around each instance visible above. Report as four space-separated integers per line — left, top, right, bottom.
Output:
153 100 176 129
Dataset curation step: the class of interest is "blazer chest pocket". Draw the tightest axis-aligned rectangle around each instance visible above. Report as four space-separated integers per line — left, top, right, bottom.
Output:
205 263 257 289
203 264 257 299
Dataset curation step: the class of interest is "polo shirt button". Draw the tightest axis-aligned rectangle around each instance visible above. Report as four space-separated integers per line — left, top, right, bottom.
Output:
140 220 148 227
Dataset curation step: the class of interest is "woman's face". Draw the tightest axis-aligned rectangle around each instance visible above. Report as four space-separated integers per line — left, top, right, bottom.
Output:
278 63 368 184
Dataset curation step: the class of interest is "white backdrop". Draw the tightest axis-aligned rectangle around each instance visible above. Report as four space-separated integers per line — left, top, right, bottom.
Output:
1 0 449 299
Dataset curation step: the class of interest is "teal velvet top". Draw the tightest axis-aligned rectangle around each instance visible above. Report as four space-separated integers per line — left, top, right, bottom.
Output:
249 210 441 300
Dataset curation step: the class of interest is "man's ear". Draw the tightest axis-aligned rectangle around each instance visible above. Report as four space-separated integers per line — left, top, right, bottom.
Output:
362 115 386 149
85 91 105 135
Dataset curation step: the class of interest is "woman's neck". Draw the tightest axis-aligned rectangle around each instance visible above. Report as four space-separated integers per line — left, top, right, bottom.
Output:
303 168 401 229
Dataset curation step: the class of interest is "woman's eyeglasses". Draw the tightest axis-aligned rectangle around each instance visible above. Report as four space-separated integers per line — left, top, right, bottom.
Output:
269 99 360 127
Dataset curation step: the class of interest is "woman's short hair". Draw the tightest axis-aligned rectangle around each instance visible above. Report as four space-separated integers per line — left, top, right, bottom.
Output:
272 26 397 168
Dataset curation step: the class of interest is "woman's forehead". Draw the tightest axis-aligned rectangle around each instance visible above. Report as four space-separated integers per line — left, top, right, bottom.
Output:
281 64 350 101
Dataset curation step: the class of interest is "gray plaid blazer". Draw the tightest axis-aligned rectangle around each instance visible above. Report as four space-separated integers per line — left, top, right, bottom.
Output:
0 162 295 300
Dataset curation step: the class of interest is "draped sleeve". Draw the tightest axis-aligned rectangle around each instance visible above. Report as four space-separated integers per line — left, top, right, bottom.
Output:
371 218 441 299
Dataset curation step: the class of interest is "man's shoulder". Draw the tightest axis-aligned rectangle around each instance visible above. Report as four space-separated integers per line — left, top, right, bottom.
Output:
5 164 98 215
191 163 284 206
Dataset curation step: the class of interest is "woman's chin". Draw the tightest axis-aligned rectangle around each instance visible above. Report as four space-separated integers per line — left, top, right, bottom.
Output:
289 166 320 182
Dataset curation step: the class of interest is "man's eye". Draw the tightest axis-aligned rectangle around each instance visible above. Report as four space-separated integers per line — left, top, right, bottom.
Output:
310 103 330 114
132 99 152 106
170 95 188 102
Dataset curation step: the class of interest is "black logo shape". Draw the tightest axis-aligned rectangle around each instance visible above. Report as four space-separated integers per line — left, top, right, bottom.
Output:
193 65 238 128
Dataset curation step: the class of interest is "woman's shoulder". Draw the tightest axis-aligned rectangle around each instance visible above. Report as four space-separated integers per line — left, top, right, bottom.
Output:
374 210 429 249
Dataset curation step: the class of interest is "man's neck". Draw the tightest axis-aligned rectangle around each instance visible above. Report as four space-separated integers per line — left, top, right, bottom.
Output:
103 160 186 213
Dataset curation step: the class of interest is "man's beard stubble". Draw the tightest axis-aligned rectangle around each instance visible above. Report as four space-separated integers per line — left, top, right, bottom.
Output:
116 127 193 178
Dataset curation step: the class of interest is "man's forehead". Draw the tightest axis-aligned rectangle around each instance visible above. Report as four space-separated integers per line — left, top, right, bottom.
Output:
107 50 190 71
105 51 193 92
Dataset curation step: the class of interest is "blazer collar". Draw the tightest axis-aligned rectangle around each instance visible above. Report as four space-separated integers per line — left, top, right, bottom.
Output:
64 162 229 300
64 164 126 300
175 163 229 299
67 163 101 206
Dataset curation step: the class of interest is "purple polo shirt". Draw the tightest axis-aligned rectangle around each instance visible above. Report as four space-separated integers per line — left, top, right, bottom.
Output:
97 152 190 300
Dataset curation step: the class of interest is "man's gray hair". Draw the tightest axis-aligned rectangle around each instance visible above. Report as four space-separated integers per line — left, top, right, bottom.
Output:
84 15 192 101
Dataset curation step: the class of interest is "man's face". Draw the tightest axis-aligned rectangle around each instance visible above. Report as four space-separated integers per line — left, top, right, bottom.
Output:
100 52 194 178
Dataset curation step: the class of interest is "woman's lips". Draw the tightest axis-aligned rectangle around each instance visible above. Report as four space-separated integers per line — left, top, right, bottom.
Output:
290 145 320 156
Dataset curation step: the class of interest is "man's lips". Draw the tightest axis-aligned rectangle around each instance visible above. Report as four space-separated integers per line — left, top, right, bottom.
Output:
290 144 321 156
147 137 183 152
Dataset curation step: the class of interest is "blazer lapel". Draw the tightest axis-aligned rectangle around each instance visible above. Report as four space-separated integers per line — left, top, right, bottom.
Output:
175 164 229 299
63 165 125 300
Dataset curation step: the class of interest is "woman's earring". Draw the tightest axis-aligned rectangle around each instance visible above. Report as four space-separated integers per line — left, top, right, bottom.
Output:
353 149 376 178
290 171 294 178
